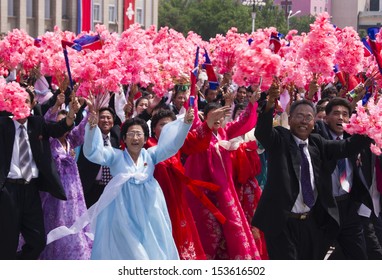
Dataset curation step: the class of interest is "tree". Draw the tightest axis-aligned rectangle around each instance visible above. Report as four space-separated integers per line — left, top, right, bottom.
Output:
158 0 312 40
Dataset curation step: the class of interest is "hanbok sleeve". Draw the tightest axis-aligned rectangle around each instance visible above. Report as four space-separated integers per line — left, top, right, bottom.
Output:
148 118 191 164
67 113 88 148
180 121 212 155
114 88 127 123
43 106 58 122
225 102 258 140
83 123 117 166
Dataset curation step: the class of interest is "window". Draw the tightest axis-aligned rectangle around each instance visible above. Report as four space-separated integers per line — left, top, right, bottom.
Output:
136 8 143 25
94 4 102 22
62 0 68 19
27 0 34 18
314 6 317 13
320 7 322 13
45 0 51 19
370 0 379 11
7 0 14 16
109 5 116 23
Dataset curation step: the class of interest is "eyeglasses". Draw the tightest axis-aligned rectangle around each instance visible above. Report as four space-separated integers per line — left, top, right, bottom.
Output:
292 114 314 122
126 131 144 138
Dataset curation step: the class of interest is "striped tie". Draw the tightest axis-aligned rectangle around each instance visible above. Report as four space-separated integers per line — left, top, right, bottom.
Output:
19 125 33 181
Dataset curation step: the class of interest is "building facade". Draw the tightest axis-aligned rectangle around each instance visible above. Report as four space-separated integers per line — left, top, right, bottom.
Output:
273 0 382 32
0 0 158 37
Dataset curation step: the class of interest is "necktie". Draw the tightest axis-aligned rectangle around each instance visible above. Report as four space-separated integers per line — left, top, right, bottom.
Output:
19 125 33 181
298 143 315 208
336 137 349 192
101 136 112 185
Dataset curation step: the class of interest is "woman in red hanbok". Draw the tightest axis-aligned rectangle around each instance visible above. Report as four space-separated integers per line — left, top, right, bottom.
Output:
145 107 229 259
229 103 268 260
184 93 261 260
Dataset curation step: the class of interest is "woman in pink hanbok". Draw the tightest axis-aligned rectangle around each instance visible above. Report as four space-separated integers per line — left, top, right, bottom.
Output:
184 93 261 260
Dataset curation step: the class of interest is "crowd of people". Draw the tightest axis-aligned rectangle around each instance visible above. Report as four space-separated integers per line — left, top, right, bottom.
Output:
0 65 381 261
1 15 382 260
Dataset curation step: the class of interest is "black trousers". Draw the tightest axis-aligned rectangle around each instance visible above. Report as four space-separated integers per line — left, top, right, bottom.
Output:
360 213 382 259
328 198 367 260
264 215 321 260
0 180 45 260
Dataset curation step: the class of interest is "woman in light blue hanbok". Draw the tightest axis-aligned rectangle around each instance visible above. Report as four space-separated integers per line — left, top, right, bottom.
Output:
81 108 194 260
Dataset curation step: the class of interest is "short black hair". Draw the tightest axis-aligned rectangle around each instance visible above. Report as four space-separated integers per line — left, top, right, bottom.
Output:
289 99 315 116
120 117 149 140
325 97 352 116
321 87 338 99
57 109 68 116
150 109 176 137
316 97 330 107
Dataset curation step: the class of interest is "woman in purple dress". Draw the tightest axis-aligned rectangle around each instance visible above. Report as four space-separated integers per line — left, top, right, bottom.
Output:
39 93 92 259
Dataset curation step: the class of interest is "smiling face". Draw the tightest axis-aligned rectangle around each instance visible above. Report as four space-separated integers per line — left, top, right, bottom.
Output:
136 98 149 115
123 124 146 157
288 104 315 140
98 110 114 135
236 87 247 103
324 105 350 136
173 92 187 111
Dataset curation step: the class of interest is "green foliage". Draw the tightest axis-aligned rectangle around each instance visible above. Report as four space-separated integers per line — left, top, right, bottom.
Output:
158 0 312 40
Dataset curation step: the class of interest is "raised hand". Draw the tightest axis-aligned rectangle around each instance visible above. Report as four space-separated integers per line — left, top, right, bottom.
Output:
206 106 231 129
265 79 281 112
184 107 195 124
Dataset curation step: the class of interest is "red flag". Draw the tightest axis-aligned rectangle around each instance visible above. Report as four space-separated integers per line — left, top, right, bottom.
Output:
77 0 92 33
203 49 218 90
269 32 281 54
124 0 135 30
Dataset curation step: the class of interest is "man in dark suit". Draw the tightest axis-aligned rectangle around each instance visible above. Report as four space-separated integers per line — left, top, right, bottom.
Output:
314 97 371 259
252 85 371 259
0 90 80 260
77 107 120 208
354 148 382 259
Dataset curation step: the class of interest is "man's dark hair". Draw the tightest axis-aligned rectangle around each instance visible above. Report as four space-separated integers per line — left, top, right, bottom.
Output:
325 97 352 116
289 99 315 116
321 86 338 99
316 97 330 107
120 117 149 140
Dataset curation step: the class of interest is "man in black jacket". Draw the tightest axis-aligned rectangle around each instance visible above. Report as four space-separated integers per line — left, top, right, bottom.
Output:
0 91 79 259
252 86 371 259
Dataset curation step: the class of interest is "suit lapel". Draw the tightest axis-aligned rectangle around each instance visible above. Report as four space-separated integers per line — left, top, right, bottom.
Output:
289 134 301 182
4 119 16 165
